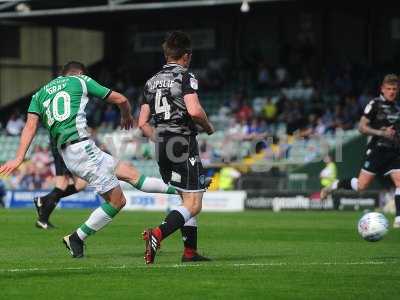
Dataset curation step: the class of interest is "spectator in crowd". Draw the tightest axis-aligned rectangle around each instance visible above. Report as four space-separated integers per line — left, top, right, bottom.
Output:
321 108 335 133
236 101 253 122
246 118 267 140
314 117 327 136
265 135 283 160
8 169 22 189
298 114 318 139
262 97 278 123
320 154 337 190
219 164 241 190
227 119 248 140
19 163 42 190
210 105 231 129
252 96 266 117
228 91 244 113
31 146 52 167
280 100 304 135
6 111 25 136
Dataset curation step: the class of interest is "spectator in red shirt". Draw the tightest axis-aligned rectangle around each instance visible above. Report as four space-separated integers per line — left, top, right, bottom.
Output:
236 101 253 122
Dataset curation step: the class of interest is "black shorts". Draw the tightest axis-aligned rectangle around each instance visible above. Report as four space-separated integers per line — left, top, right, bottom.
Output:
156 133 206 192
362 146 400 176
50 139 72 176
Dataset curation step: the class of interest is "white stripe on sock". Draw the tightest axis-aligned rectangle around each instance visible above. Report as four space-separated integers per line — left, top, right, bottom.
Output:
139 177 170 193
184 217 197 227
77 228 87 240
175 206 191 223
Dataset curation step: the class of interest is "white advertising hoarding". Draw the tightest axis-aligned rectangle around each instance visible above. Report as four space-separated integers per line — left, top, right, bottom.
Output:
123 190 246 212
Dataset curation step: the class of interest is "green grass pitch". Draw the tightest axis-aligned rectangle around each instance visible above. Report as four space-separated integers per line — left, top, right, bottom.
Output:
0 209 400 299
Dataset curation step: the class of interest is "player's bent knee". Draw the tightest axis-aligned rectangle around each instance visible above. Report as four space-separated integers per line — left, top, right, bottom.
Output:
182 192 203 216
187 201 202 216
188 205 201 216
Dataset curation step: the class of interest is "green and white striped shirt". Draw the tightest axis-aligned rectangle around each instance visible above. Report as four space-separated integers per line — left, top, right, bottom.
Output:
28 75 111 146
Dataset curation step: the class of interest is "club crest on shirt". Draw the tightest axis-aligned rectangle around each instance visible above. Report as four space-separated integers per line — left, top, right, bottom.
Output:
199 175 205 185
190 77 198 90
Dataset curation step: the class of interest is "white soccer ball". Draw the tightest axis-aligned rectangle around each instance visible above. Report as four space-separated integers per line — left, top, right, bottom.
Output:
357 212 389 242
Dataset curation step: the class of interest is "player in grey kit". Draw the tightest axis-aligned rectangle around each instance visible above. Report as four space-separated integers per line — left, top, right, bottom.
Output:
139 31 215 264
321 74 400 228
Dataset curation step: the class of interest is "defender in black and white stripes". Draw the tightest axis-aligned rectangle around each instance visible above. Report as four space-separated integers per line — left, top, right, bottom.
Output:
321 74 400 228
139 31 215 264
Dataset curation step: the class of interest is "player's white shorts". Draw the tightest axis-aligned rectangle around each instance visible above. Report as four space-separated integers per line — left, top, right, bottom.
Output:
61 139 119 194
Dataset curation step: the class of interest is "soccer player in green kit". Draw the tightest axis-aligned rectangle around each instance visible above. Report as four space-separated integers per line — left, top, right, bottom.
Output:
0 61 177 258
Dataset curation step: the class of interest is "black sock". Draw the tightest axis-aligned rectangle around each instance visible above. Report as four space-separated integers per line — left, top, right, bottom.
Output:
181 226 197 250
395 195 400 217
158 210 185 240
337 179 352 190
41 185 78 222
41 187 65 203
59 184 78 200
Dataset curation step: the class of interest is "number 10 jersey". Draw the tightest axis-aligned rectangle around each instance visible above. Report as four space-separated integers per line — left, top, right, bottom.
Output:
28 75 111 146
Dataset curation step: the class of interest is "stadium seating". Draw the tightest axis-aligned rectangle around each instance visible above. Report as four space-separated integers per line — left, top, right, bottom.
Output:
0 128 359 164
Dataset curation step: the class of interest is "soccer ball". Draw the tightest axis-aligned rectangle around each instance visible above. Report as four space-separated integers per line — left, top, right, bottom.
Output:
357 212 389 242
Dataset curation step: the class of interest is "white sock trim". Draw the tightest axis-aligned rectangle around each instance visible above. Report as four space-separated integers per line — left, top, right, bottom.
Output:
77 228 88 241
138 177 170 193
175 206 191 223
351 178 358 191
184 217 197 227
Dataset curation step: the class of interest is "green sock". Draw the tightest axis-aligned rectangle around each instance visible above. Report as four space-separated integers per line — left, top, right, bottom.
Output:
76 202 119 240
131 175 177 194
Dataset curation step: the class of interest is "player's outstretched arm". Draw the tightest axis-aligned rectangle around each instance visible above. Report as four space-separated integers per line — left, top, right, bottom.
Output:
0 113 39 175
184 93 215 135
106 91 134 130
138 104 156 142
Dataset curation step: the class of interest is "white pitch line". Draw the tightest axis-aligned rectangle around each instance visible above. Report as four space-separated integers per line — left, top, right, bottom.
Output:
0 261 398 274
